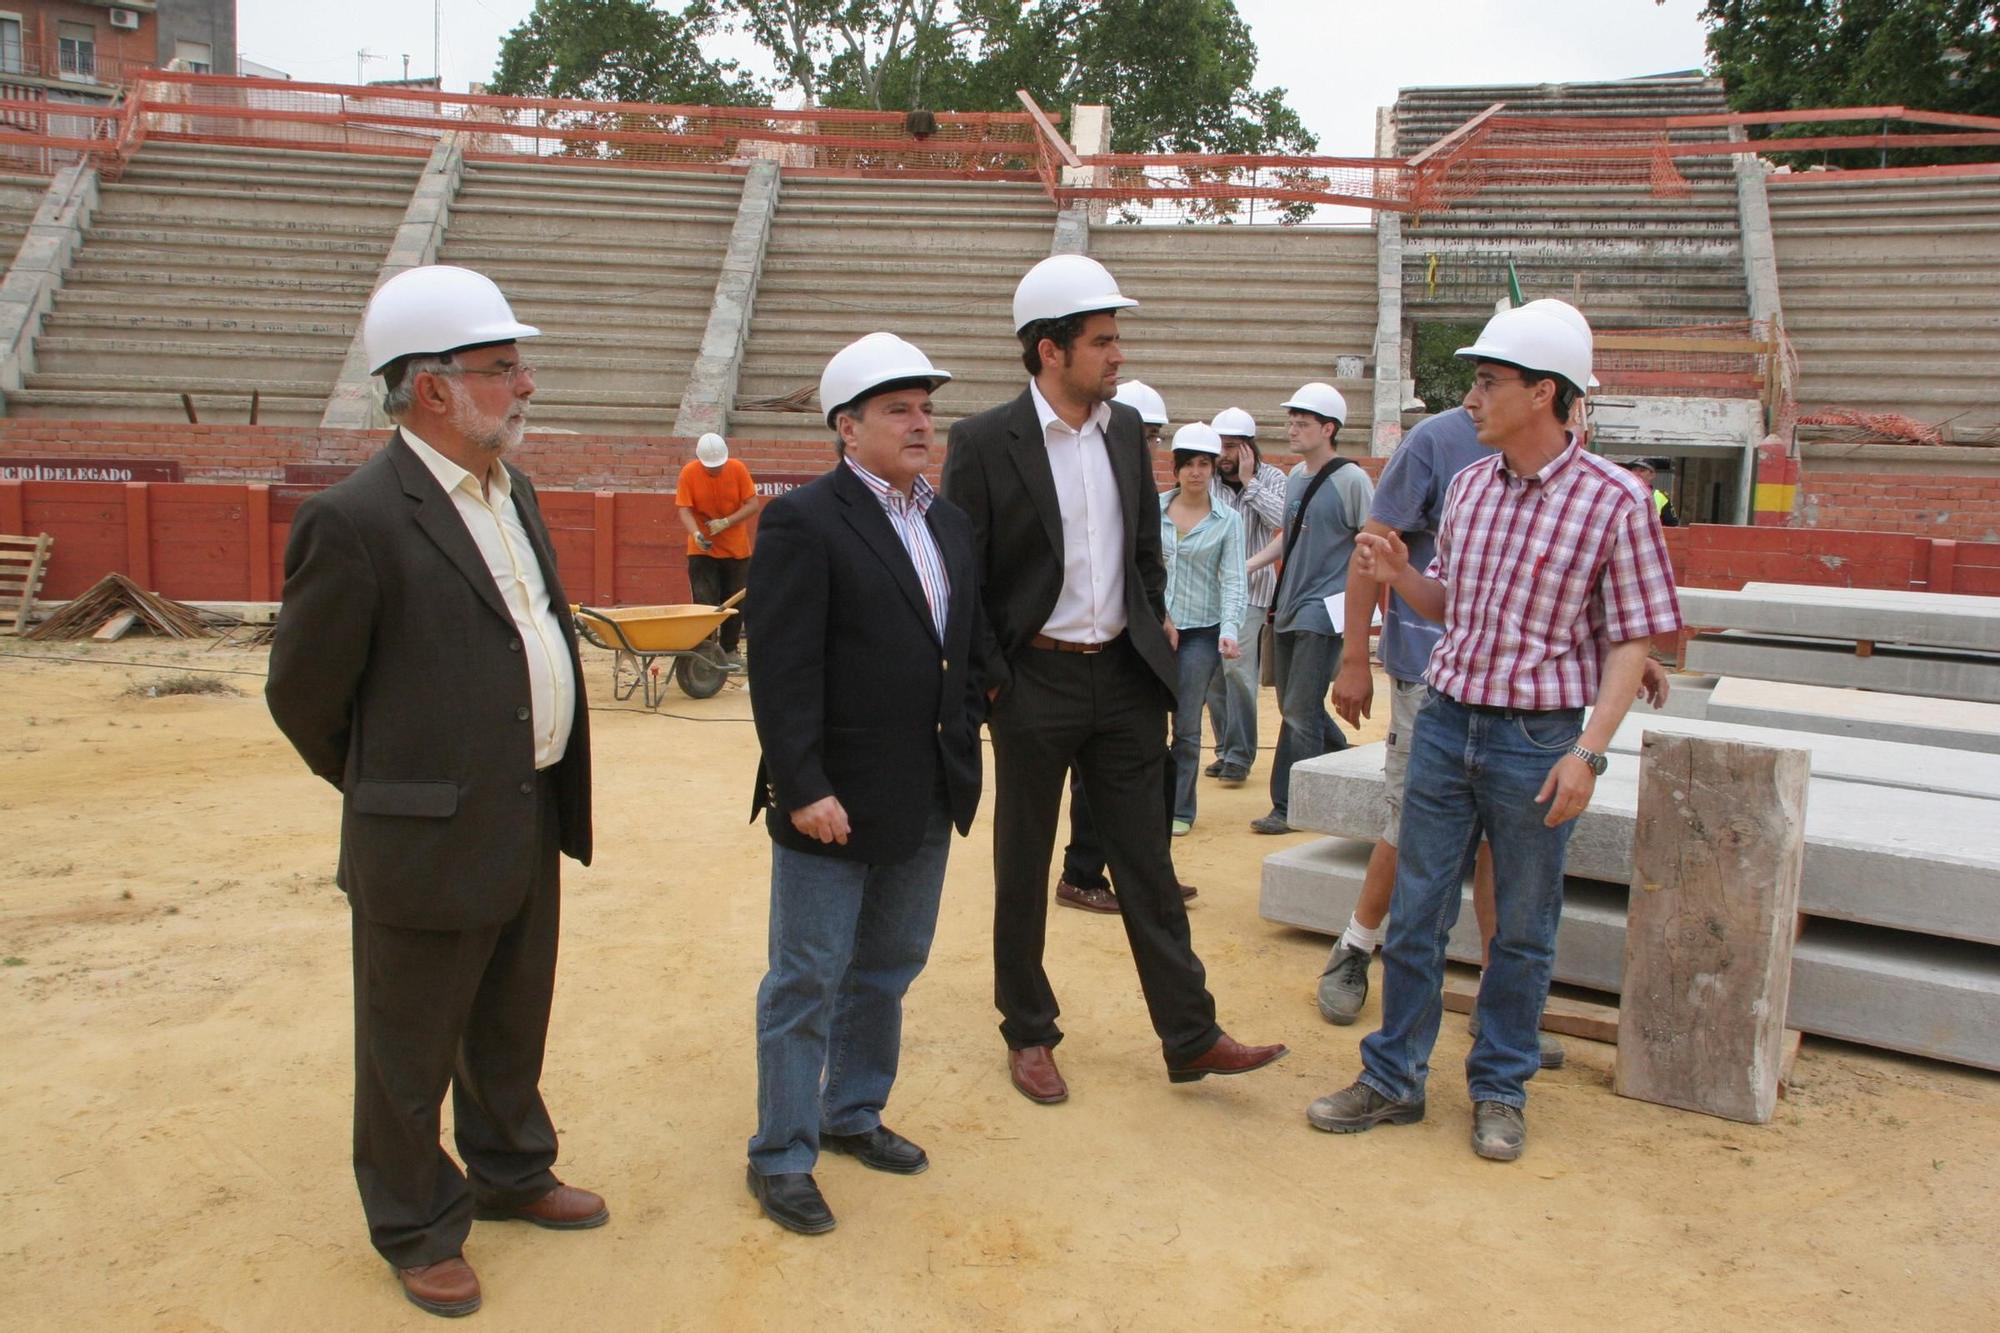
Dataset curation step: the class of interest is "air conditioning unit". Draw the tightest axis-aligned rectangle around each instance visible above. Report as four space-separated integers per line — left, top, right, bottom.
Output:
108 8 142 31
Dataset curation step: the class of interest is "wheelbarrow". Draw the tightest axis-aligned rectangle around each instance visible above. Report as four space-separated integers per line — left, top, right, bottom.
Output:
572 590 744 706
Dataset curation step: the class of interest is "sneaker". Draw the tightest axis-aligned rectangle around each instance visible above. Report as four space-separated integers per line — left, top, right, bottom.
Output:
1315 944 1371 1025
1306 1080 1425 1134
1250 812 1293 835
1467 1013 1567 1069
1471 1101 1527 1161
1170 818 1192 837
1216 764 1250 783
721 649 745 673
1204 759 1226 778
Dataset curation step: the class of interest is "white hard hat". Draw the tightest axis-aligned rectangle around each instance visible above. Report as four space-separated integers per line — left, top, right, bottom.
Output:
1519 298 1601 390
1457 305 1593 395
1210 406 1258 439
818 332 952 427
1281 382 1348 425
695 433 729 466
1013 254 1138 331
1112 379 1169 426
1170 422 1223 456
363 265 540 375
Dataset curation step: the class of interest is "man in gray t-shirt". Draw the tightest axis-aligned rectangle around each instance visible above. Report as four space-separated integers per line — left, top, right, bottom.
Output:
1246 383 1373 835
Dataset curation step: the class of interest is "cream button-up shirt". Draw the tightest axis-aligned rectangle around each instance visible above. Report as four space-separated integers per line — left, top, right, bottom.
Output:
403 430 576 770
1029 380 1127 643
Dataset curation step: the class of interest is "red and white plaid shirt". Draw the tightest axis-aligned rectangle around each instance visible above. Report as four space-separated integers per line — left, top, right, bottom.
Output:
1424 438 1682 711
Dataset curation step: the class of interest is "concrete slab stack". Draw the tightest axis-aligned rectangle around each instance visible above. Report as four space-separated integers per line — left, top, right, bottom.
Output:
1262 711 2000 1071
1681 582 2000 703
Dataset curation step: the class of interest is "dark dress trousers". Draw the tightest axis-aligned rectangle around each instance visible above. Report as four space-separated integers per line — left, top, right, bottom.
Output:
942 390 1220 1063
266 432 592 1269
746 462 984 853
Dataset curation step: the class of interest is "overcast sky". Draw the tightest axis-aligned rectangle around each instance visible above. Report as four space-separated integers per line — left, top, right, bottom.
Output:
237 0 1716 155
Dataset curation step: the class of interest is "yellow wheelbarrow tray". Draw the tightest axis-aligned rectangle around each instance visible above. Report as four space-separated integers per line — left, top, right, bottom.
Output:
571 591 744 706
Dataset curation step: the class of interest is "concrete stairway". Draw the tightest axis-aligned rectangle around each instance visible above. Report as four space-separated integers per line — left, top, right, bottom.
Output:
729 177 1056 440
1395 76 1749 331
1770 172 2000 436
6 143 420 426
435 160 740 434
1085 223 1377 448
0 174 45 264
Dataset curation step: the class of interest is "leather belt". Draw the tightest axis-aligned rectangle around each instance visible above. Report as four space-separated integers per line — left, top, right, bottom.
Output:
1029 633 1116 654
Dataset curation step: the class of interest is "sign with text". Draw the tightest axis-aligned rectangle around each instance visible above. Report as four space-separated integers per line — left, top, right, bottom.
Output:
750 474 823 499
0 458 184 483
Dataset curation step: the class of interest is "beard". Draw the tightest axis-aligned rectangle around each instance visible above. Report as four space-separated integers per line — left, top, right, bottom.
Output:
447 386 527 456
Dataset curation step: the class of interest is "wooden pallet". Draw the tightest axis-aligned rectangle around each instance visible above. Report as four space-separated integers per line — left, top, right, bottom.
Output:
1 533 53 635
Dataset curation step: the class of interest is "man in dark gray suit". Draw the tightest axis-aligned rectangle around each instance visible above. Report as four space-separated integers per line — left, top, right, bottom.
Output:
743 333 985 1235
267 265 604 1319
942 254 1287 1104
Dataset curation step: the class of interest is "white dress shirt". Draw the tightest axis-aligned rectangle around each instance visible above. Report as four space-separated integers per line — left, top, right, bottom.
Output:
1029 379 1126 642
403 429 577 770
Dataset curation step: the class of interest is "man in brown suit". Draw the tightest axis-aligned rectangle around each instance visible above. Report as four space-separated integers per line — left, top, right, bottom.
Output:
267 266 604 1319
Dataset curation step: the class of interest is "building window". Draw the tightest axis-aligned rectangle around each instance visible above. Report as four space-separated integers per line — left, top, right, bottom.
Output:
173 40 212 75
59 22 96 79
0 16 21 76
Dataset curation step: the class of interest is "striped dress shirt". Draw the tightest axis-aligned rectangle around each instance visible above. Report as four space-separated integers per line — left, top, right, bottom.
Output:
844 457 951 640
1425 439 1682 711
1213 460 1287 608
1158 489 1247 644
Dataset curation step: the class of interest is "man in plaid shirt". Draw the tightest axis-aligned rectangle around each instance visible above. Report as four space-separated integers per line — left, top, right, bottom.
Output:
1305 302 1682 1161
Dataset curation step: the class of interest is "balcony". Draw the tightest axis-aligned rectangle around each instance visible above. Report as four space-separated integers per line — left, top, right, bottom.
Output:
0 41 151 92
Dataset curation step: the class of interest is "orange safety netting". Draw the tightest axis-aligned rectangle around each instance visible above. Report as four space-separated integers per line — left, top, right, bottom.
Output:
1593 320 1776 401
1795 410 1948 447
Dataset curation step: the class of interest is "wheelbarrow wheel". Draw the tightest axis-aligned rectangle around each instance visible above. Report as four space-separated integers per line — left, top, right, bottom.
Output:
675 644 729 700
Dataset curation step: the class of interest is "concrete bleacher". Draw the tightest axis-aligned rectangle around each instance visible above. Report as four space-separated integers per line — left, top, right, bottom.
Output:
1770 171 2000 436
1394 76 1750 331
435 159 740 435
0 173 46 264
1085 223 1377 446
727 176 1055 440
5 143 420 426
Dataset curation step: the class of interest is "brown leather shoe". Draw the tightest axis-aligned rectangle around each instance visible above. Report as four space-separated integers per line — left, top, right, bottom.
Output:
474 1182 609 1230
1008 1045 1069 1104
1055 878 1120 913
1177 882 1198 901
1167 1033 1290 1083
397 1255 481 1318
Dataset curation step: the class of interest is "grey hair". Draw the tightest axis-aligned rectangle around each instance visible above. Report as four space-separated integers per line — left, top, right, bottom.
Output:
380 353 457 419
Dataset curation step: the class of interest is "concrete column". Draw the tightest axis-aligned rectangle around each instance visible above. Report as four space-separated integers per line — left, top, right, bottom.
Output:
1050 208 1090 256
672 157 781 440
1730 126 1785 332
1066 104 1112 226
0 163 99 405
1369 106 1406 456
320 134 468 429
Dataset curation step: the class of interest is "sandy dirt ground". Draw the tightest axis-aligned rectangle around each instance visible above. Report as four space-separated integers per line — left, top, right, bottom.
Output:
2 638 1997 1332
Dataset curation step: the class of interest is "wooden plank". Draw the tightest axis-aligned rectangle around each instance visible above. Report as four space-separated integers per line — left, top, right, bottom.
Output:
91 610 139 641
1441 973 1619 1044
3 532 50 635
1616 733 1810 1124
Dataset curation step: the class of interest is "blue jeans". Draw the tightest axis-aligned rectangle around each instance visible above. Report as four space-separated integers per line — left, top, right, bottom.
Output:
1268 628 1347 820
749 798 951 1175
1358 691 1581 1109
1170 625 1222 823
1204 606 1265 771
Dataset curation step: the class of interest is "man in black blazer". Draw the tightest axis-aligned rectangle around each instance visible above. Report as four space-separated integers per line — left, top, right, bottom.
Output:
743 333 986 1236
266 266 605 1319
941 254 1287 1103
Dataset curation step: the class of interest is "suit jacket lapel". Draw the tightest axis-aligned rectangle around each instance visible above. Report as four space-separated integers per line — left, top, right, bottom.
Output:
389 433 515 630
835 463 941 646
1003 390 1065 563
1105 413 1145 546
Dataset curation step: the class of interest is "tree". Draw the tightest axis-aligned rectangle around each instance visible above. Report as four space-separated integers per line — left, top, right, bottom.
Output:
491 0 766 105
1702 1 2000 166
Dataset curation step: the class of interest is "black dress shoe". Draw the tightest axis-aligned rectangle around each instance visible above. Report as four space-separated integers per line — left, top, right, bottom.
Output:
821 1124 929 1175
746 1165 836 1234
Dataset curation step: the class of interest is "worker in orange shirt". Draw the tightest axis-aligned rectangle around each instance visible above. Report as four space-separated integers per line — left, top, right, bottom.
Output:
677 432 760 670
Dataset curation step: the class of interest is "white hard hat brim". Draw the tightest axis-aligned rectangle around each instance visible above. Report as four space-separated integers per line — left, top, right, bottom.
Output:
1017 293 1138 331
369 320 541 375
823 366 953 427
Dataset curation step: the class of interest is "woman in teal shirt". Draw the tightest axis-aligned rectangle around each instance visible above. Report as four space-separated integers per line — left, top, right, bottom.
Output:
1160 423 1247 835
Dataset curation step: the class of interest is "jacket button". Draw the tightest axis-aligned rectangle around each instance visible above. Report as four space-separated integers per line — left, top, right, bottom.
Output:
519 780 533 794
508 638 522 652
941 659 949 671
516 706 531 721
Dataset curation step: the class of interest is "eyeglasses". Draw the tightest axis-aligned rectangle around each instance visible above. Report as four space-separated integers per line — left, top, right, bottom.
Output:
1469 372 1525 394
439 362 536 386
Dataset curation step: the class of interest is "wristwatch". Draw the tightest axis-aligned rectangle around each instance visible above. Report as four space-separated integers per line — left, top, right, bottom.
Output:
1570 743 1608 776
